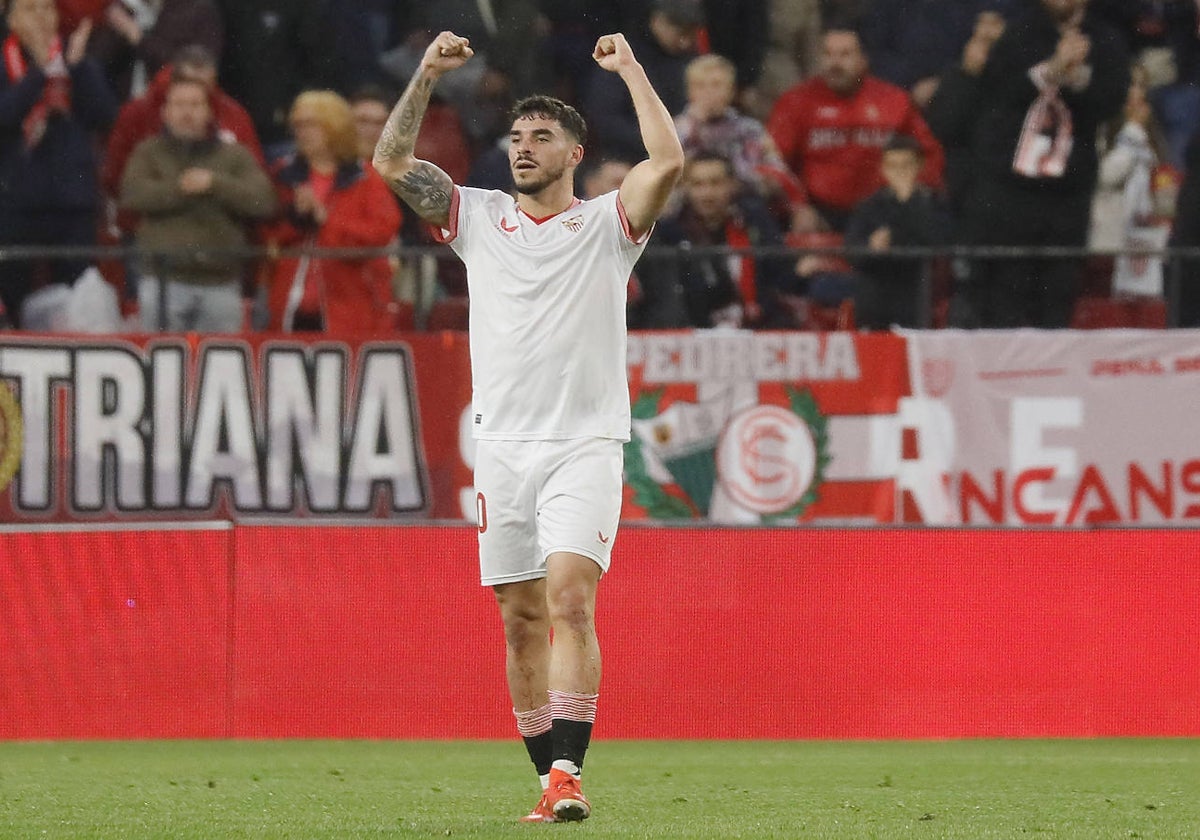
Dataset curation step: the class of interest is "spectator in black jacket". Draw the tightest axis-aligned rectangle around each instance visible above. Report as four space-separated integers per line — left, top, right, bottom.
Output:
635 151 799 329
0 0 117 327
582 0 701 161
925 5 1010 217
860 0 1016 111
844 135 953 329
215 0 334 156
939 0 1130 328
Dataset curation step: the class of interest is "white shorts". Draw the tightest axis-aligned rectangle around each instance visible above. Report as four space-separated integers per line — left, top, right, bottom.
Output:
474 437 624 586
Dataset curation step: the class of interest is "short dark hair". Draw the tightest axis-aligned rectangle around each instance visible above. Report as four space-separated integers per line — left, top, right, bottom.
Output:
171 43 218 71
509 95 588 146
684 149 735 176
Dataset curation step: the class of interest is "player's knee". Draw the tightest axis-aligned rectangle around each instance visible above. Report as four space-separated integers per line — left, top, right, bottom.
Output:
496 591 548 645
546 585 595 634
499 614 549 652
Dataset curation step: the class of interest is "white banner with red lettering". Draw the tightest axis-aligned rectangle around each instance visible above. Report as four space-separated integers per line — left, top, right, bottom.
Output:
901 329 1200 526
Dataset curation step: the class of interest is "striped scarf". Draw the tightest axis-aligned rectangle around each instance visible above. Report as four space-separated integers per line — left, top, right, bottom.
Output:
3 33 71 149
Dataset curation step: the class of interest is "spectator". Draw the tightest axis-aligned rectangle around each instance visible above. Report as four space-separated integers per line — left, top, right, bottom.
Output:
674 53 801 218
378 4 518 148
119 71 275 332
535 0 608 104
860 0 1015 110
767 26 945 234
1139 39 1200 170
844 135 953 329
262 90 401 333
582 0 702 161
348 83 394 164
743 0 822 121
87 0 223 100
636 152 798 329
215 0 334 156
0 0 116 327
326 0 401 93
579 155 633 200
925 6 1009 217
1090 66 1175 298
103 43 263 229
943 0 1130 329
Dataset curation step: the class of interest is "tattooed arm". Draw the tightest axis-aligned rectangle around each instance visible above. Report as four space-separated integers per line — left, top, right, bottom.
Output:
373 31 474 229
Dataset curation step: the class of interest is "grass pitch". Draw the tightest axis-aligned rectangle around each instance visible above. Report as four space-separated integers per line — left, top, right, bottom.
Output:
1 739 1197 838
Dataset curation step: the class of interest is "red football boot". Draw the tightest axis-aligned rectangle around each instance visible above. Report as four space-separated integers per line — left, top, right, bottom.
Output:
545 768 591 822
519 791 556 823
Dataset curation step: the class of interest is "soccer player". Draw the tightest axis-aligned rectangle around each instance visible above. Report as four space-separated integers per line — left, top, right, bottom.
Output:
372 30 683 823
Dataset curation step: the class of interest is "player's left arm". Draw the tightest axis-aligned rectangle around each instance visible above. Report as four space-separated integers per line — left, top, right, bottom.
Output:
593 33 685 239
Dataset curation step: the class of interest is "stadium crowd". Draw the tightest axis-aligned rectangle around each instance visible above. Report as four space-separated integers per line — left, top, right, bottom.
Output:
1 0 1199 332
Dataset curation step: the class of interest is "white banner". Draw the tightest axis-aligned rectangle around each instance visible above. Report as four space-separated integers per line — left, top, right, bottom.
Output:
901 329 1200 526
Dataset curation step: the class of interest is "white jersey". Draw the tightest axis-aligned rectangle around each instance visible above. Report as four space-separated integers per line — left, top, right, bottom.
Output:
434 186 650 441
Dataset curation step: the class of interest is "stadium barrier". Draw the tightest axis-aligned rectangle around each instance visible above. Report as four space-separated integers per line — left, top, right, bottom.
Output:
0 241 1197 329
2 329 1198 527
1 523 1196 740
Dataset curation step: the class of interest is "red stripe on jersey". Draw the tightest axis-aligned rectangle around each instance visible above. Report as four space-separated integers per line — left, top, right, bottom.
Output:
426 185 462 244
615 193 651 244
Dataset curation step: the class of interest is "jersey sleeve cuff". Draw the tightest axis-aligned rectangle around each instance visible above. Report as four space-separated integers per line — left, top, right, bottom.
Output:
425 185 462 244
616 192 652 244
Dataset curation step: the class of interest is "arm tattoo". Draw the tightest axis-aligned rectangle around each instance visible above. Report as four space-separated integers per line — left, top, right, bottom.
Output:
393 163 453 219
374 73 453 221
375 74 435 163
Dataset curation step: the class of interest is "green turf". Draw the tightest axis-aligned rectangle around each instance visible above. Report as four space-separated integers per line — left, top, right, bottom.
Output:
0 739 1197 838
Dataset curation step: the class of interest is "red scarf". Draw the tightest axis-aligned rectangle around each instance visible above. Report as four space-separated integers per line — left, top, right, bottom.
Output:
3 33 71 149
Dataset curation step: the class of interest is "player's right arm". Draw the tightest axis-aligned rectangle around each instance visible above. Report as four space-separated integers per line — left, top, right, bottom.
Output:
372 31 474 230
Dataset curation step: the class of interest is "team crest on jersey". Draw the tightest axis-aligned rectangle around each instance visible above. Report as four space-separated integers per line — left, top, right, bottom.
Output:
562 214 584 233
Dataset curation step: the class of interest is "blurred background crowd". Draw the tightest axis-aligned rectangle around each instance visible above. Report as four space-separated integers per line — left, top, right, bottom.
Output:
2 0 1199 334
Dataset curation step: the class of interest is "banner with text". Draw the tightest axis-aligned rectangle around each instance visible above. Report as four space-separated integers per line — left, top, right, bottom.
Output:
623 331 908 524
902 329 1200 526
0 335 437 522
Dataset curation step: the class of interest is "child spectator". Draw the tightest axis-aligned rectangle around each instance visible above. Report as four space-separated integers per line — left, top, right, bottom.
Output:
844 135 953 329
674 53 801 221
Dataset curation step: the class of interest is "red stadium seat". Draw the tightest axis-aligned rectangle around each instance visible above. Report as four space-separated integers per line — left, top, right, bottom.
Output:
389 299 416 332
1070 296 1167 329
424 296 469 331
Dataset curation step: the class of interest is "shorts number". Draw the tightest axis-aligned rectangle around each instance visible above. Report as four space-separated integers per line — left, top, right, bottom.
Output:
476 492 487 533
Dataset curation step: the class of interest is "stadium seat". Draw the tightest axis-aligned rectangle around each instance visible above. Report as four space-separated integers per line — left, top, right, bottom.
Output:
784 230 853 273
389 299 416 331
424 296 469 331
1070 296 1167 329
806 298 856 331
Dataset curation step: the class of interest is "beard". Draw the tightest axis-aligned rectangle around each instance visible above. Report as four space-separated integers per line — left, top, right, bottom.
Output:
512 161 566 195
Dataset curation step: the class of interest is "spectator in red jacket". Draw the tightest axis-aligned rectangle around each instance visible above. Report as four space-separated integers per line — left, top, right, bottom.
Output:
262 90 400 333
767 25 945 233
102 43 262 220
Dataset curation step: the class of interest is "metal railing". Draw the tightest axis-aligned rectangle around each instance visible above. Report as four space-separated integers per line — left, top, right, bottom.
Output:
1 242 1197 330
